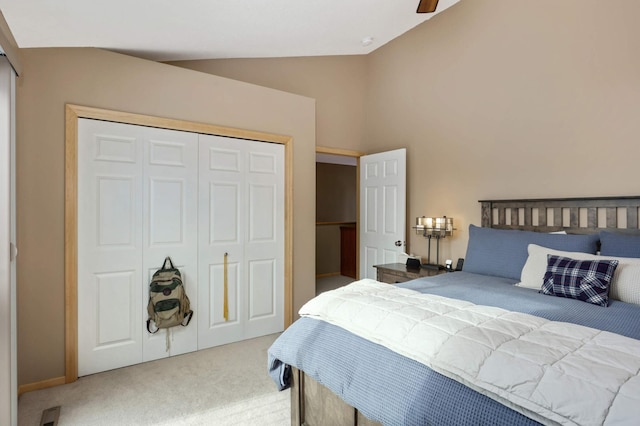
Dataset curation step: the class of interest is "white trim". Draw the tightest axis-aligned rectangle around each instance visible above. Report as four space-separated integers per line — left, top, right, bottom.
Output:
0 55 17 426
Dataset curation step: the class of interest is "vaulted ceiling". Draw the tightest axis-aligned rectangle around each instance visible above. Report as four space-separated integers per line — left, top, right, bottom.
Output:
0 0 460 61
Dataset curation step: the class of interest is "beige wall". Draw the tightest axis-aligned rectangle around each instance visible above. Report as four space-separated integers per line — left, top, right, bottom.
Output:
176 0 640 266
168 56 368 152
16 48 316 385
316 163 357 223
316 163 357 275
364 0 640 263
315 226 341 275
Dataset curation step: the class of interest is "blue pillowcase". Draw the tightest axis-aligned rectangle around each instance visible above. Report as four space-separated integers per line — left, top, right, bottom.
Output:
599 231 640 258
462 225 600 280
540 255 619 307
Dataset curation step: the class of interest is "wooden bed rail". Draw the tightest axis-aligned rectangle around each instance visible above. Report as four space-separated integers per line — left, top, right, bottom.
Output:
480 196 640 234
291 367 381 426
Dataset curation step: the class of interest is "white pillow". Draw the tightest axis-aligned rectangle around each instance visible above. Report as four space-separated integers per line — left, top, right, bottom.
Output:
517 244 640 305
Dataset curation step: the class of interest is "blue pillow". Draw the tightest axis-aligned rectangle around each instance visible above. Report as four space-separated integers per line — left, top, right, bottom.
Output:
600 231 640 258
462 225 600 280
540 255 619 307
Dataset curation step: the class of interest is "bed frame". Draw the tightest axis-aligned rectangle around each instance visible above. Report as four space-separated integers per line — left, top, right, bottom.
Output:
291 195 640 426
480 196 640 234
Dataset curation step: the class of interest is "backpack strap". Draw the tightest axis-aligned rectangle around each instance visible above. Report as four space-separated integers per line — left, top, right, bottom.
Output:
162 256 175 270
146 318 159 334
181 310 194 327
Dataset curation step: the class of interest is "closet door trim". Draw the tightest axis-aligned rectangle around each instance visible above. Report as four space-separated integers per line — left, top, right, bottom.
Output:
65 104 293 384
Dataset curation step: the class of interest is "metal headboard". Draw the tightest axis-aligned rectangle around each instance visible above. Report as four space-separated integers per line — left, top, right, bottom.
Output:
480 196 640 235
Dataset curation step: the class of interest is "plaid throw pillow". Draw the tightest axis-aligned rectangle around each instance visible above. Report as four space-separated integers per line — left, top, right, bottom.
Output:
541 255 619 307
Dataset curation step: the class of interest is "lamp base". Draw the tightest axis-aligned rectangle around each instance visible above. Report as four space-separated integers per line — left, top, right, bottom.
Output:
421 263 444 270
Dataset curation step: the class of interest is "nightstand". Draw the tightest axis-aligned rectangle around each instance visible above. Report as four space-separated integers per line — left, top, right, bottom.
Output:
374 263 446 284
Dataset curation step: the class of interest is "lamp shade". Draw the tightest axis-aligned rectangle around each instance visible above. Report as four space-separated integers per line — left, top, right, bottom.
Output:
415 216 453 237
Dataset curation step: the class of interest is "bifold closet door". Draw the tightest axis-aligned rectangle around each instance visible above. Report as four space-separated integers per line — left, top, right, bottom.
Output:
197 134 284 349
78 119 198 376
78 118 285 375
141 126 198 362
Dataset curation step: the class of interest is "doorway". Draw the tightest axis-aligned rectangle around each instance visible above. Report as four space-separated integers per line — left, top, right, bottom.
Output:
315 147 362 295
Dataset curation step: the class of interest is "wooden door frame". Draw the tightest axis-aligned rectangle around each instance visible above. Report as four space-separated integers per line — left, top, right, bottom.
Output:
65 104 294 383
315 147 364 279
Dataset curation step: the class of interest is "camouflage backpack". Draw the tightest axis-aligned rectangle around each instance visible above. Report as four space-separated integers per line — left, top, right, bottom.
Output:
146 257 193 334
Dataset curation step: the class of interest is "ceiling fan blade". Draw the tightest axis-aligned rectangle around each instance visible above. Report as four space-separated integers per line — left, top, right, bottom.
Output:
416 0 439 13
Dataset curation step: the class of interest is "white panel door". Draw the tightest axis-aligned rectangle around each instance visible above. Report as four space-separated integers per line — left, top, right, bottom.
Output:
78 119 145 376
141 127 198 361
243 140 284 339
359 149 406 279
198 135 244 347
198 135 284 349
78 120 199 374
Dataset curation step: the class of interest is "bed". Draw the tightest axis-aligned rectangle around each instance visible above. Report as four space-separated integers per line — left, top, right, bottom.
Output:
268 196 640 426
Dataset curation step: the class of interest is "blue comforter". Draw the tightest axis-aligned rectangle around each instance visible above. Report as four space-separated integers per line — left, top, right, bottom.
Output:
268 272 640 425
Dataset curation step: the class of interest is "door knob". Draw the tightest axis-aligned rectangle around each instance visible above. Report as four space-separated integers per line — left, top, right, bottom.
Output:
394 241 402 247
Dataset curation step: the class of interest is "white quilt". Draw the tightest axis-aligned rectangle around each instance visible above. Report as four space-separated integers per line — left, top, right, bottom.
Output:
300 279 640 426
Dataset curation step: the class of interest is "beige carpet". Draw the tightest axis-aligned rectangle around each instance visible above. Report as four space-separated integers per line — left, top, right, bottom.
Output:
18 334 289 425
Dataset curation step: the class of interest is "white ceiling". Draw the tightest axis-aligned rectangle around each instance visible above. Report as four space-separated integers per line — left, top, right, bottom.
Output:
0 0 459 62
